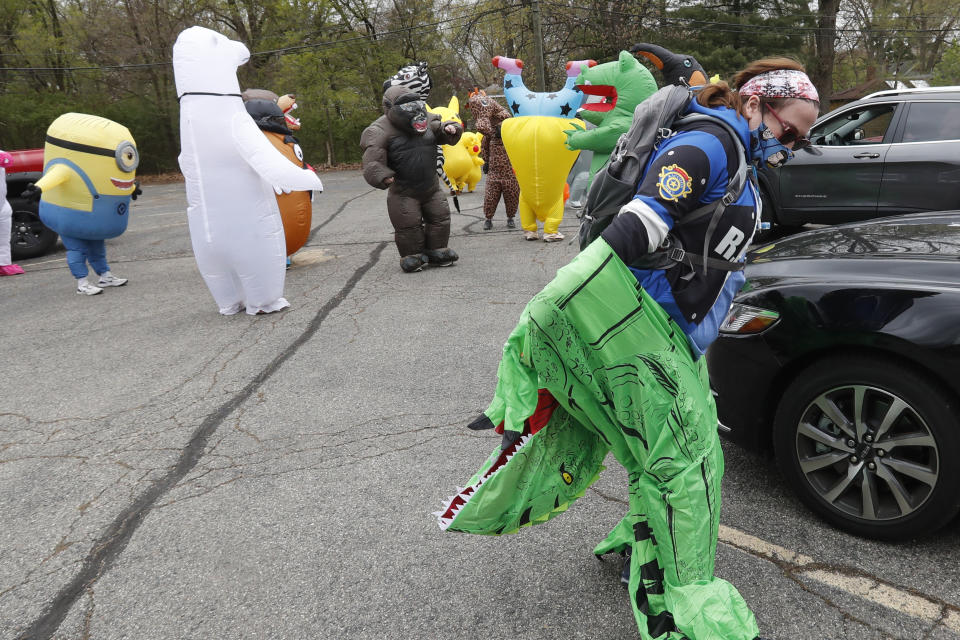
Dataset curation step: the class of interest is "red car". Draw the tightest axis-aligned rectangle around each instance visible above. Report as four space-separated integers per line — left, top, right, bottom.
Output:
5 148 59 259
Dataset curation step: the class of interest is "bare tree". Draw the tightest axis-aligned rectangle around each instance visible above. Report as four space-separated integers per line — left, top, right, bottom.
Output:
811 0 842 113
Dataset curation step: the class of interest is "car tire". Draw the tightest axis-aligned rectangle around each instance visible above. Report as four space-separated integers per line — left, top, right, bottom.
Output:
9 197 58 260
773 355 960 540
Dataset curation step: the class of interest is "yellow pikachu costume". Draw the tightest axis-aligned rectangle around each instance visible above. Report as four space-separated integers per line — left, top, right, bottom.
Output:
427 96 475 194
460 132 484 192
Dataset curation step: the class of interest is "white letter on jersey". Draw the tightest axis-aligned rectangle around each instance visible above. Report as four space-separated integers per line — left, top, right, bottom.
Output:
714 227 745 260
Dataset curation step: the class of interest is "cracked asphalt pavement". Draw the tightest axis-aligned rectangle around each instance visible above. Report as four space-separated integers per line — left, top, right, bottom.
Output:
2 171 958 639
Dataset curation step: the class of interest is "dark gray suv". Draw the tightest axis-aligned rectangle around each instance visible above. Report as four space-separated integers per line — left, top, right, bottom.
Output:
758 86 960 235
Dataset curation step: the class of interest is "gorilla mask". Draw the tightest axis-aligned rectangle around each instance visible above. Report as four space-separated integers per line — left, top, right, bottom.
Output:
389 93 429 134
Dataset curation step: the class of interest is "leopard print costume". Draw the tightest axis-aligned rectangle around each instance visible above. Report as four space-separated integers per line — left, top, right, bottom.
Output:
466 90 519 220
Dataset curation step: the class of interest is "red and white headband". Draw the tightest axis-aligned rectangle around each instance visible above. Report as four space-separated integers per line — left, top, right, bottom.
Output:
738 69 819 102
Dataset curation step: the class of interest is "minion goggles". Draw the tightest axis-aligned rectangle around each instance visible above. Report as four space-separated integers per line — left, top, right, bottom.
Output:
45 134 140 172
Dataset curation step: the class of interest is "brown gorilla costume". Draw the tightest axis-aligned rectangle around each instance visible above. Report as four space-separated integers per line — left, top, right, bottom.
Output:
361 86 463 272
466 90 519 223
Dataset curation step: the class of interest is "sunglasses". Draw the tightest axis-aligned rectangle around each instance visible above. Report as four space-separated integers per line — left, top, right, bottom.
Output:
763 103 811 150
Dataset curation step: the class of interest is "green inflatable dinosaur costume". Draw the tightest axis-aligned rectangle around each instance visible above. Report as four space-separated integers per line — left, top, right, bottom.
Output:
564 51 658 180
437 238 760 640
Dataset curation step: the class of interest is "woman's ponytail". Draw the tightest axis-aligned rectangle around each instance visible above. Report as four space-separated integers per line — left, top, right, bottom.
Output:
695 81 741 110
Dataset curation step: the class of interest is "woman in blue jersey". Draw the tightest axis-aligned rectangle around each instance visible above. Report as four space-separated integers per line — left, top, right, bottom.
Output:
449 58 819 640
589 58 820 639
602 59 820 361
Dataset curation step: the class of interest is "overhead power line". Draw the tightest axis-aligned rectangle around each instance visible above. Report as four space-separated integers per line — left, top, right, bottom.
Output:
3 1 956 74
0 4 524 74
544 2 960 38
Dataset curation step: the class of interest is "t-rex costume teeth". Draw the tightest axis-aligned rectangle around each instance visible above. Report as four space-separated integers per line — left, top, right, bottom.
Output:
435 395 607 535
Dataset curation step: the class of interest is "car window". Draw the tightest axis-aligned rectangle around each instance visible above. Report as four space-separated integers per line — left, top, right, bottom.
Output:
900 102 960 142
811 104 896 146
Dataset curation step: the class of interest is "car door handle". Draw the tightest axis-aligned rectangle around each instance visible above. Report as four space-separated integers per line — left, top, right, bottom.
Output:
853 152 881 158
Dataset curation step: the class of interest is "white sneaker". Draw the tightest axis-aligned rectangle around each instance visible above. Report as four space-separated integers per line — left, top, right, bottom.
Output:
97 272 128 287
76 278 103 296
523 230 539 241
543 232 565 242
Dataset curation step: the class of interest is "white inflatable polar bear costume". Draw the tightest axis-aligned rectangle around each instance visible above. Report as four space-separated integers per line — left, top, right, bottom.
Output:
173 26 323 315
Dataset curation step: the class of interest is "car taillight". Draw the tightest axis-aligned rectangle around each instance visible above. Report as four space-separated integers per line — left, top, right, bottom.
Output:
719 303 780 335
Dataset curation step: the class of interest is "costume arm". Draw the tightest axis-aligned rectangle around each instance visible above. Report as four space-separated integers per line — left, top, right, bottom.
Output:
231 113 323 192
432 114 463 146
474 114 492 137
578 109 605 127
359 122 395 189
493 101 513 123
476 103 511 136
34 163 73 192
566 124 617 152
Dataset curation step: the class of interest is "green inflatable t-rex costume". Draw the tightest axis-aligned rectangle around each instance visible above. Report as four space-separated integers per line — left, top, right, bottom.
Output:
437 239 759 640
564 51 658 179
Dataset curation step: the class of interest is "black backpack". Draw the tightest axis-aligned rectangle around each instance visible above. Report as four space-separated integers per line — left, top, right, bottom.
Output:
577 85 749 273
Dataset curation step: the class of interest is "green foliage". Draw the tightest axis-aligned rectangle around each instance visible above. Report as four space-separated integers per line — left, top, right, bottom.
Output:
1 0 957 172
653 0 815 81
931 42 960 86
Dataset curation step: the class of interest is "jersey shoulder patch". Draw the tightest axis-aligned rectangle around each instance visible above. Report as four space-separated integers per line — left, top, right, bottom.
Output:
657 164 693 202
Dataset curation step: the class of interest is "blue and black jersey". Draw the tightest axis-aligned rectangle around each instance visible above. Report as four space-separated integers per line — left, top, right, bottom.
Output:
601 103 758 357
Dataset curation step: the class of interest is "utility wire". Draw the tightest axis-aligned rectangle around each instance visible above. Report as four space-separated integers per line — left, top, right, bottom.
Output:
3 1 956 73
0 3 523 74
544 2 960 37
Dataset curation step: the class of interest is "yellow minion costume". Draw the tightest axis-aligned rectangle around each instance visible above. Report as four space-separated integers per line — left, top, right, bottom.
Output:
31 113 139 294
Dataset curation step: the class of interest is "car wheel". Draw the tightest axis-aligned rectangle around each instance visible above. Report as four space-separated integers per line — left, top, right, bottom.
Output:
773 356 960 540
9 198 58 260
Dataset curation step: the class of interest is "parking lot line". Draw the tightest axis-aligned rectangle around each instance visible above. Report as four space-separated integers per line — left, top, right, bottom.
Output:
946 609 960 633
719 524 814 566
718 524 959 630
802 569 941 619
21 256 65 266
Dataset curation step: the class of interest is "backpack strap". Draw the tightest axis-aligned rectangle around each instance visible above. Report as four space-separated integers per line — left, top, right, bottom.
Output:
666 113 749 274
629 238 745 272
665 246 745 272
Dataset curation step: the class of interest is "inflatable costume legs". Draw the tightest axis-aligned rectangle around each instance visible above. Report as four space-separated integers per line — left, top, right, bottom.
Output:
483 177 519 221
471 239 759 640
187 213 289 316
387 187 451 256
518 194 564 235
60 235 109 279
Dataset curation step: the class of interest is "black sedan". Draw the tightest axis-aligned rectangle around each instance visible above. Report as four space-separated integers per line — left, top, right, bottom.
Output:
707 211 960 540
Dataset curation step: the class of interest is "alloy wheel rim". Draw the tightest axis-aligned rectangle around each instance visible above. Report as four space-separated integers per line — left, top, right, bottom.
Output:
794 384 939 522
11 210 46 249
